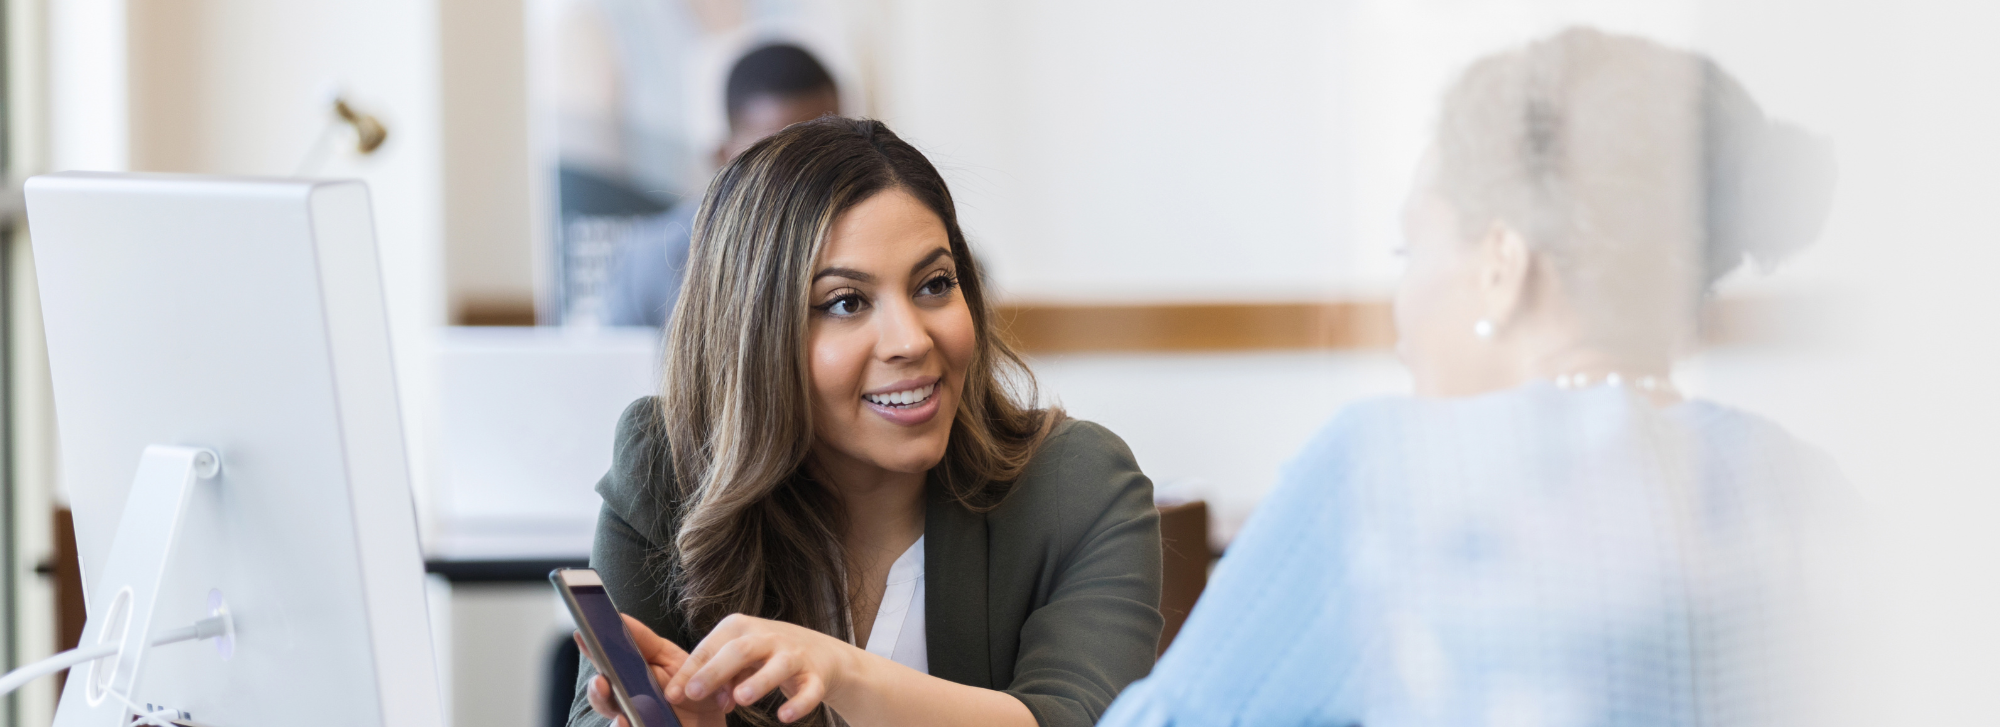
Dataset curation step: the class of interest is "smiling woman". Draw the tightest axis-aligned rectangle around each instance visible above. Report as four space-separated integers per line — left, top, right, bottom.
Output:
567 117 1164 727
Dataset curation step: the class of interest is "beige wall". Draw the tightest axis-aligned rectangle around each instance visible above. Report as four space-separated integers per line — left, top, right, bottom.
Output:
124 0 203 173
440 0 538 322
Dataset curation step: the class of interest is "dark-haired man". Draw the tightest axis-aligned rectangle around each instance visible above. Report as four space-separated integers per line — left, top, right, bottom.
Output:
602 43 840 328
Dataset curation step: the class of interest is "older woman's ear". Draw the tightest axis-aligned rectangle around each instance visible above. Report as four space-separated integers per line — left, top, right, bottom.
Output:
1474 221 1534 335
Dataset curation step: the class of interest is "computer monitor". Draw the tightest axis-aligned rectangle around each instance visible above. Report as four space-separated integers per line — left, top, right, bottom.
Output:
26 172 445 727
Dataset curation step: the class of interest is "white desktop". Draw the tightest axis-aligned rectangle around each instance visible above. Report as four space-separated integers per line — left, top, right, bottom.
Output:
24 172 445 727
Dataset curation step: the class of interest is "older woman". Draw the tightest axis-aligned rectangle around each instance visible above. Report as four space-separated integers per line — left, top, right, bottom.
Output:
570 117 1162 727
1100 27 1842 727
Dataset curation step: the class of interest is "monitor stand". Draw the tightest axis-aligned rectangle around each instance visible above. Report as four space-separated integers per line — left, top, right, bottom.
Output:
53 446 220 727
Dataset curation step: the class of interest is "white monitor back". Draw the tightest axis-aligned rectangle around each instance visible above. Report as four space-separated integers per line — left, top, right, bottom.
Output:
27 172 444 727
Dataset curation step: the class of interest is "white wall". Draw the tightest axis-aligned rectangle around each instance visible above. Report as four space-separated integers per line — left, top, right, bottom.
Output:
46 0 123 173
872 1 1354 302
861 0 1860 302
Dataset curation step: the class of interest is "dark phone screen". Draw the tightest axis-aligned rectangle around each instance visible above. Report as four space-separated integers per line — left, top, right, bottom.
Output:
567 583 680 727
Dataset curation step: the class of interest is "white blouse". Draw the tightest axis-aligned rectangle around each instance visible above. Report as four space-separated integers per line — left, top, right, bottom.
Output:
860 535 928 674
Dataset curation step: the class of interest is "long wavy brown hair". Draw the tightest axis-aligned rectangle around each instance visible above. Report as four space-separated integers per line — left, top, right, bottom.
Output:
654 116 1059 725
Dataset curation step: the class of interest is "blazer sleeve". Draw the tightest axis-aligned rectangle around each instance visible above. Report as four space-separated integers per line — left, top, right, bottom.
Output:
568 397 691 727
1005 421 1165 727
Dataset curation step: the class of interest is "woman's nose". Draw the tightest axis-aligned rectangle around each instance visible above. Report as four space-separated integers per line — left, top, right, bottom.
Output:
874 298 933 361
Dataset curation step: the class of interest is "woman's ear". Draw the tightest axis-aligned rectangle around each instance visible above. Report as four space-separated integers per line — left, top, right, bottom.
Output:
1476 221 1534 332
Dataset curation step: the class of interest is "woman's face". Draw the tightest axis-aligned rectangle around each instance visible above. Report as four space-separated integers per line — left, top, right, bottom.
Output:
806 188 977 482
1393 150 1507 397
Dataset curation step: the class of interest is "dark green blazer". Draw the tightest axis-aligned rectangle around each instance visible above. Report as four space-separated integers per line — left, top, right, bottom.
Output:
567 397 1164 727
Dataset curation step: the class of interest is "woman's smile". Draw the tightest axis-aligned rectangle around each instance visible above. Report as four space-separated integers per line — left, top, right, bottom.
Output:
862 376 943 425
860 375 944 425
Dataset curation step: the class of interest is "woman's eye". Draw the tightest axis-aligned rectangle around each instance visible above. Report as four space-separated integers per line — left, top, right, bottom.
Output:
918 272 959 298
819 293 868 317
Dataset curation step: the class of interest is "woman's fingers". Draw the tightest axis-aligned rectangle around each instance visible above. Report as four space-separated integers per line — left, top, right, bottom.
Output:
684 634 772 701
775 674 827 724
729 650 797 706
621 613 688 671
587 675 618 718
666 619 741 701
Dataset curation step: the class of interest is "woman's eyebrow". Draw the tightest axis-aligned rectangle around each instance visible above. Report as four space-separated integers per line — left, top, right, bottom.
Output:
910 247 952 274
812 249 951 283
812 267 873 283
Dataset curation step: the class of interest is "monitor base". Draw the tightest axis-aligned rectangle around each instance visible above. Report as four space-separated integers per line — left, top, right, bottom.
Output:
53 446 219 727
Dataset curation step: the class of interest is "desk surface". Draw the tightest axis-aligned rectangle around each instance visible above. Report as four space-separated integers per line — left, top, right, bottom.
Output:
425 557 589 583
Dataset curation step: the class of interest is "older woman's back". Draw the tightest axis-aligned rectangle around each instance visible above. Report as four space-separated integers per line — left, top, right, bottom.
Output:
1103 384 1843 727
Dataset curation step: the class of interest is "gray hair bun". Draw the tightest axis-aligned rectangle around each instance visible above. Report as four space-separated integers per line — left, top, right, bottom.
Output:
1701 64 1839 285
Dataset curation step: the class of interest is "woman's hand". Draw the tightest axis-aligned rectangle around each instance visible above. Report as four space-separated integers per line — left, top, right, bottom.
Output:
581 614 734 727
668 612 1037 727
666 614 864 724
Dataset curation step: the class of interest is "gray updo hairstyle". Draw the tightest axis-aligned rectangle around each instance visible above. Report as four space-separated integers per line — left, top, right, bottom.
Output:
1435 27 1836 358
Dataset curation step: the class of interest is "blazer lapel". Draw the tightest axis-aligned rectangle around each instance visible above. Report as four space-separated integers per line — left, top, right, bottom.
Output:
923 482 991 687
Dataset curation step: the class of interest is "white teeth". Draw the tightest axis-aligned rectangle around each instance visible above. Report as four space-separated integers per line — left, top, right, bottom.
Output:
865 384 936 407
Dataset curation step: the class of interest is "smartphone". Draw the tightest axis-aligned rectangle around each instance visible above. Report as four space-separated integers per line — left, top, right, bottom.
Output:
552 568 682 727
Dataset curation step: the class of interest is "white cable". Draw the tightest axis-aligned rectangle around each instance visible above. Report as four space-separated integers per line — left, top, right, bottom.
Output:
0 643 117 696
0 616 231 698
109 688 184 727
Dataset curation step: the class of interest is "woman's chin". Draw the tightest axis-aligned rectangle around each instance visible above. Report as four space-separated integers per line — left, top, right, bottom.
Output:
881 449 949 475
862 436 950 475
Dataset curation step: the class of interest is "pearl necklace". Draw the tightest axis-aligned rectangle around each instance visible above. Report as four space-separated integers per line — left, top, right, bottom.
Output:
1552 371 1676 394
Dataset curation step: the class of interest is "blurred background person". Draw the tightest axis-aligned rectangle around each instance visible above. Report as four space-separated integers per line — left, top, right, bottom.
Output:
1100 26 1845 727
599 43 841 329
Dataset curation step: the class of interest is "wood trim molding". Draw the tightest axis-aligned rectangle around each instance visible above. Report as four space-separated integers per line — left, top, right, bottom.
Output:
457 296 1810 354
456 299 538 326
994 301 1396 354
993 296 1817 354
458 298 1402 352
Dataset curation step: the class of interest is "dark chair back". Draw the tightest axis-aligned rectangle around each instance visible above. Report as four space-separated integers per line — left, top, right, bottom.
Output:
1156 500 1212 655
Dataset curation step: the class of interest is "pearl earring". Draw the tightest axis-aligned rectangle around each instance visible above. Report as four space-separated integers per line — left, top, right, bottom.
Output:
1473 319 1495 340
